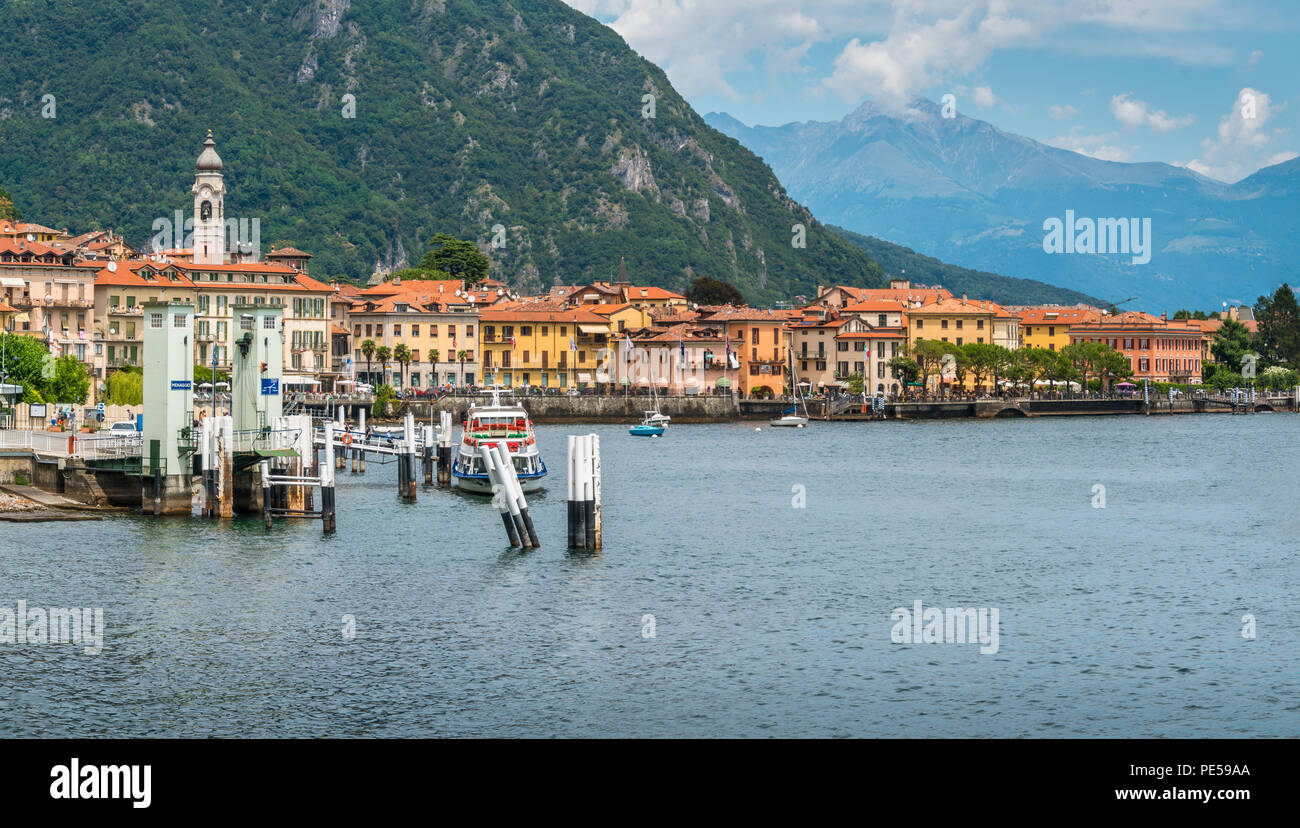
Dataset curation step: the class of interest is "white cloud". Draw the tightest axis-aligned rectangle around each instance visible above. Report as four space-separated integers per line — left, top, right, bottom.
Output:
823 5 1034 105
1248 49 1263 68
1048 126 1136 162
971 85 996 108
1048 104 1077 120
1110 93 1195 132
1185 87 1296 182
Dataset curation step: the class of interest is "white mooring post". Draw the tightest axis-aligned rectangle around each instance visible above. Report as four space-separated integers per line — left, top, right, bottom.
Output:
437 410 453 486
422 424 434 485
479 443 522 547
566 434 602 550
494 441 538 548
260 459 272 530
321 420 337 534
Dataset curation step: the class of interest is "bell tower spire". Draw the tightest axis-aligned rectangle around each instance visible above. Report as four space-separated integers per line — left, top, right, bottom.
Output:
192 129 226 265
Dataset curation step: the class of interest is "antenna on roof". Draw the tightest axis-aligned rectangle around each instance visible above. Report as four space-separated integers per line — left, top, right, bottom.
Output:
107 261 117 273
26 234 35 242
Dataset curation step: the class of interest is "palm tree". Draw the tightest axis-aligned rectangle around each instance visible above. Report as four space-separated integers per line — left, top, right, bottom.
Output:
427 349 440 388
457 349 469 388
393 344 412 391
361 339 376 385
376 345 392 388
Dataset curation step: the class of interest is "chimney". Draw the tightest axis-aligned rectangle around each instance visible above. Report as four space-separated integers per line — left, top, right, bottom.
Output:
961 293 967 305
1161 312 1167 322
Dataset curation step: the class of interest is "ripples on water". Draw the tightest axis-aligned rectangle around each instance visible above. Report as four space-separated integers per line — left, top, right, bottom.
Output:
1 415 1297 737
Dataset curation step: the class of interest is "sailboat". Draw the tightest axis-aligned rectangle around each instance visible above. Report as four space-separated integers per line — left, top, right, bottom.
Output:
770 345 810 428
630 371 671 437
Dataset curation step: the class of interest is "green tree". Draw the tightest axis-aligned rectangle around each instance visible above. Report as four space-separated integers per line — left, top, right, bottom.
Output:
886 356 919 399
393 343 412 389
46 355 90 403
1254 283 1300 368
685 276 745 306
456 349 469 387
910 340 952 395
361 338 377 384
960 342 1004 391
420 234 489 286
1210 318 1254 373
375 345 392 385
846 372 865 395
0 186 18 221
0 333 50 394
106 369 143 405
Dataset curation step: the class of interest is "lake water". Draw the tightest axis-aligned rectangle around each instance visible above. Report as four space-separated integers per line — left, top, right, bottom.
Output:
2 414 1298 737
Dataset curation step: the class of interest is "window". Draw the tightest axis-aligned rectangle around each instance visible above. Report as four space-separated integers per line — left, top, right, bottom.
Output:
109 295 120 308
149 312 164 329
521 326 533 336
941 319 949 329
877 342 885 358
977 320 984 330
956 320 963 329
752 328 759 345
916 319 923 329
173 313 188 328
394 324 402 337
878 314 887 326
412 325 419 337
263 316 275 330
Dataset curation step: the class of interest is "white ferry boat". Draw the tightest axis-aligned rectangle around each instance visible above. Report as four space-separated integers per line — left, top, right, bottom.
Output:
450 388 548 494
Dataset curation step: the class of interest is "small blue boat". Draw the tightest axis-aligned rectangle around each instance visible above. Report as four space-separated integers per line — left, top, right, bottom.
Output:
629 409 670 437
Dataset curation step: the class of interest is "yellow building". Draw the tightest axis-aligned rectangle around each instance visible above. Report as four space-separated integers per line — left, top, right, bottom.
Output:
590 302 653 335
479 307 612 389
1017 307 1101 351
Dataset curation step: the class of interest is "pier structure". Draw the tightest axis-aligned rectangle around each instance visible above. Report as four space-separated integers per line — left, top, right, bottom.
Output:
141 301 199 515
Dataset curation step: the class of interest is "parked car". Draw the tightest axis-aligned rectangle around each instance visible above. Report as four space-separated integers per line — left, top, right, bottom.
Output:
107 420 138 434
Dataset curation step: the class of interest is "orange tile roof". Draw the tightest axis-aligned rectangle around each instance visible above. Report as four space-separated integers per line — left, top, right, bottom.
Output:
266 246 313 258
841 299 908 313
359 278 465 297
1017 306 1102 325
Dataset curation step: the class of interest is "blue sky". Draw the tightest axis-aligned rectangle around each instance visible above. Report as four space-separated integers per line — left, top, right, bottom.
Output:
565 0 1298 183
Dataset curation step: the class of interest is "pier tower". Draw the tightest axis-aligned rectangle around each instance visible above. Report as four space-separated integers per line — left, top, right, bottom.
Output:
230 304 284 433
141 301 197 514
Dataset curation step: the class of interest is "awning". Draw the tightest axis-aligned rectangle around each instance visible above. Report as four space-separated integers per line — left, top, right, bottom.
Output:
577 373 592 383
714 377 731 387
0 276 25 287
578 324 606 334
282 376 319 386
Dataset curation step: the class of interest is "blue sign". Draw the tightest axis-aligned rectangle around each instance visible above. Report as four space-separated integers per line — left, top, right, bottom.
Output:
97 402 105 413
261 378 280 396
171 380 192 391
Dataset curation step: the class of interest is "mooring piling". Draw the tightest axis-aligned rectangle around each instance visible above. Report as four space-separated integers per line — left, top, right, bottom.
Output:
437 410 453 486
479 443 522 547
321 420 337 533
494 441 539 548
422 424 434 485
567 433 602 550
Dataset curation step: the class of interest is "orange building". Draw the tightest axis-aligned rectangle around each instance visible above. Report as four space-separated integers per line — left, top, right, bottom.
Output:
697 306 793 397
1067 312 1208 383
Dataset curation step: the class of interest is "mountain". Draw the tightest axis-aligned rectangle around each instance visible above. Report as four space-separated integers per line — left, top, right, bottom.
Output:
705 99 1299 310
830 227 1103 307
0 0 885 304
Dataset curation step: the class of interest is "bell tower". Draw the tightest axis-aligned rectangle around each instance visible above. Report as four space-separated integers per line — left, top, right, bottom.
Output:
192 130 226 265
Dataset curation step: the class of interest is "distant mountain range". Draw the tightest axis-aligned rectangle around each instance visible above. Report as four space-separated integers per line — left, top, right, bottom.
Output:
705 100 1299 310
0 1 1106 310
